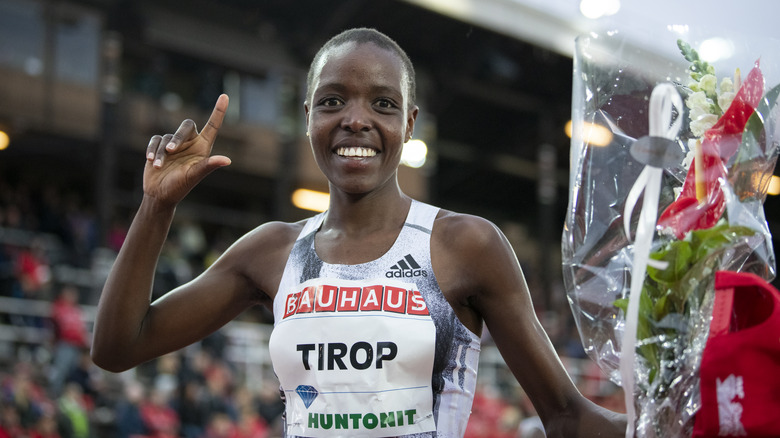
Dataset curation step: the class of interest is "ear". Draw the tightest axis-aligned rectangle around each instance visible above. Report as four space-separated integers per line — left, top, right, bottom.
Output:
304 102 311 136
405 105 419 142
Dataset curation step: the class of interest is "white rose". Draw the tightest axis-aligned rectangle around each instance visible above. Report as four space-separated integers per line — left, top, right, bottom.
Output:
686 91 712 111
718 92 736 112
720 77 734 93
686 93 709 123
690 114 718 137
699 74 718 94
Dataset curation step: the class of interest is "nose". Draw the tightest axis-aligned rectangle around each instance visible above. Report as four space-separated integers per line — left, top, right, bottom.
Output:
340 102 372 132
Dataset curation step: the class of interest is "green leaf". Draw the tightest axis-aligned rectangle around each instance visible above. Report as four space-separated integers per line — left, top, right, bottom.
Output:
690 224 756 261
614 297 629 314
647 240 693 284
652 291 671 321
637 287 659 381
677 39 698 64
677 39 715 84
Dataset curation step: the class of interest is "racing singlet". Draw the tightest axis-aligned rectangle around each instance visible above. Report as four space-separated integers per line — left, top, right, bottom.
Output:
269 200 481 438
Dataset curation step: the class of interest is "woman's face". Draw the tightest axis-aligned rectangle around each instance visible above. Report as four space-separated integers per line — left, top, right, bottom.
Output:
305 42 418 197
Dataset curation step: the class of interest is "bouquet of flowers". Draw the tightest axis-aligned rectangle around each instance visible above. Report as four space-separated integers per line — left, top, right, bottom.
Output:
562 29 779 437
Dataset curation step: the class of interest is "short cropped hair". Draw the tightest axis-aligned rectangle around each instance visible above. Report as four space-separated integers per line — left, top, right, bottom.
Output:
305 28 416 108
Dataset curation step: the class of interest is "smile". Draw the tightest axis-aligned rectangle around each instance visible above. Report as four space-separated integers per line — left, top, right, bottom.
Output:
336 147 377 158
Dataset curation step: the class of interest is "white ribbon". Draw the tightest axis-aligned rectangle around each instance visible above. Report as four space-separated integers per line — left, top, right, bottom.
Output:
620 83 683 437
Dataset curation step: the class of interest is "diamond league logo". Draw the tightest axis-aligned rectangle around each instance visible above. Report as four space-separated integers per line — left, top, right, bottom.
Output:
296 384 319 408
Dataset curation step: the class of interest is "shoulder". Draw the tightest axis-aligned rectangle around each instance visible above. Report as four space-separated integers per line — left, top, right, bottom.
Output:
432 208 508 253
430 208 517 304
209 219 309 298
221 220 305 256
240 220 307 247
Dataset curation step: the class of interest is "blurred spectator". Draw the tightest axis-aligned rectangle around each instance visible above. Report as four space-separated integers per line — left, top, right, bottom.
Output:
203 412 235 438
464 385 519 438
232 389 268 438
65 352 101 408
560 325 588 359
37 185 71 252
12 237 52 303
254 384 283 433
63 195 98 268
201 360 237 422
0 242 14 297
48 286 89 397
106 216 129 254
114 381 146 438
0 402 26 438
200 331 227 362
234 407 268 438
151 354 180 404
30 407 61 438
152 240 192 301
56 384 89 438
2 366 46 431
139 388 179 438
173 380 209 438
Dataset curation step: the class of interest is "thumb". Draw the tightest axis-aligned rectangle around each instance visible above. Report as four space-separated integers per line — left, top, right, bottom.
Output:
189 155 231 185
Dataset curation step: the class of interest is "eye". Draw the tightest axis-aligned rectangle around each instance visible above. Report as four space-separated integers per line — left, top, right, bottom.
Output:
318 97 343 107
374 98 397 109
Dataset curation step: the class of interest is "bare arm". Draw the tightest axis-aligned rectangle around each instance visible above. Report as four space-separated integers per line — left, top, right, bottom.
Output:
434 214 625 437
91 95 258 372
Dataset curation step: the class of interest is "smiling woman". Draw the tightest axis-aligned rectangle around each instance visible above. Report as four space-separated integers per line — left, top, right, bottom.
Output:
90 27 625 438
305 40 415 198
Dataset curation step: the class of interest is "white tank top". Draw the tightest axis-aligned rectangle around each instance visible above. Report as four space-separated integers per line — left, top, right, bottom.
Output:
269 200 481 438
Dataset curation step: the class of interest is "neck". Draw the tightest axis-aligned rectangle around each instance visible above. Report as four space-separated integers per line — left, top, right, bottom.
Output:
323 185 411 235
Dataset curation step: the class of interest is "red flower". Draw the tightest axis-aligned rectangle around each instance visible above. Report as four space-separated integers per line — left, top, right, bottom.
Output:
658 61 765 239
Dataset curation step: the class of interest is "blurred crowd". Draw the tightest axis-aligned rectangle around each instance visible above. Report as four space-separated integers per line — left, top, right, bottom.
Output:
0 177 622 438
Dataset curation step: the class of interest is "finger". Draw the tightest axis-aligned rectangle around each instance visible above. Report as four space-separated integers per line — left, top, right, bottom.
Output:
164 119 197 153
199 94 229 146
153 134 174 168
190 155 232 184
146 135 163 161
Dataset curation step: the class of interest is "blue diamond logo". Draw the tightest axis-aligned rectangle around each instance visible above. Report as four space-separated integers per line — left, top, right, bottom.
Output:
295 385 319 408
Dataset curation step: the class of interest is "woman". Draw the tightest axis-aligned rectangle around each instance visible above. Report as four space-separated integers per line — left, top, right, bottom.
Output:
91 28 625 437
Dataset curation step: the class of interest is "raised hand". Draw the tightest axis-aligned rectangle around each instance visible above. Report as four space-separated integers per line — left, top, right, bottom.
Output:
144 94 231 206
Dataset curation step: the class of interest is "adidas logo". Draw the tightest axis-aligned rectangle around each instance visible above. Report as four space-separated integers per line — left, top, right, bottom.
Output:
386 254 428 278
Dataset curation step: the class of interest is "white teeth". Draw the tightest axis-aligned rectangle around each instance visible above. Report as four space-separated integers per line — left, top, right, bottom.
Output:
336 147 377 158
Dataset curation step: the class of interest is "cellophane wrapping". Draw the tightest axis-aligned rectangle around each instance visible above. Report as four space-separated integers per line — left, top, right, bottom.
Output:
562 27 780 437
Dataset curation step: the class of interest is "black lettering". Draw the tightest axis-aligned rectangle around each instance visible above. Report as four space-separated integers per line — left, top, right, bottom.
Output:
318 343 324 370
297 344 315 370
328 343 348 370
376 342 397 368
350 342 373 370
